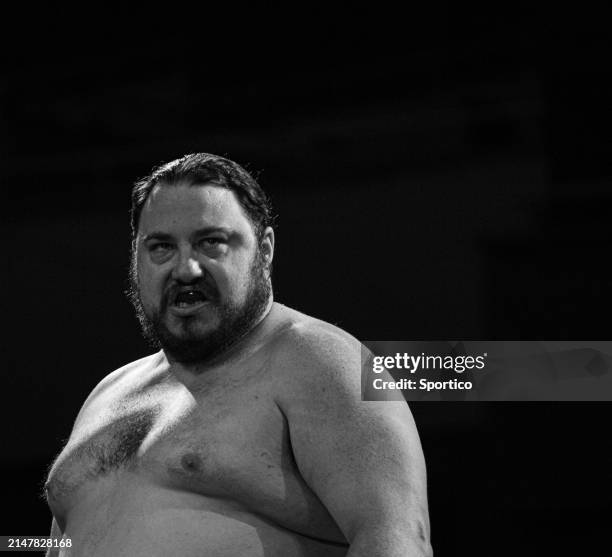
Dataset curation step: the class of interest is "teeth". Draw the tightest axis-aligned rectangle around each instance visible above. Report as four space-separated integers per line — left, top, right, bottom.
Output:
175 292 205 308
173 290 206 307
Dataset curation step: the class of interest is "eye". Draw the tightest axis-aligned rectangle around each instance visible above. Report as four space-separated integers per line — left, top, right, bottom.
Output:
150 242 173 253
198 238 224 248
147 242 176 260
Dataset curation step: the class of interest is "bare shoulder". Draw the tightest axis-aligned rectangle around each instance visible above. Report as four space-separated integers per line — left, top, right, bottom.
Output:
268 304 364 397
74 352 164 422
90 352 163 396
268 303 405 405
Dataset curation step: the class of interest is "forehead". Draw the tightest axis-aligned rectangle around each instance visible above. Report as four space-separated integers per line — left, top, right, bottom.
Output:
138 182 253 236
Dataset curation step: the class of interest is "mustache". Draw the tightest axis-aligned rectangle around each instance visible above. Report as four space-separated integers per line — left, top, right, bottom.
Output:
161 279 220 308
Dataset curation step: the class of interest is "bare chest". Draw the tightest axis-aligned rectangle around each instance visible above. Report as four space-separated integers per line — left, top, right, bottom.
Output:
46 377 291 519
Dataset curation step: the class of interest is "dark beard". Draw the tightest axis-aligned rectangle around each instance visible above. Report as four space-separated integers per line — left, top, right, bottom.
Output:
126 250 271 366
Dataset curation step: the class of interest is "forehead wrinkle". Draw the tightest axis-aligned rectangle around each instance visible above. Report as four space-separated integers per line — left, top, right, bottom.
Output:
139 183 253 241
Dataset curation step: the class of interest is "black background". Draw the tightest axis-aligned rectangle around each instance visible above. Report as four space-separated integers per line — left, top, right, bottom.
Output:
2 10 611 556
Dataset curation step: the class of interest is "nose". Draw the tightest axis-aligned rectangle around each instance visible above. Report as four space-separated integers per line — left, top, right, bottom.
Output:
172 249 204 282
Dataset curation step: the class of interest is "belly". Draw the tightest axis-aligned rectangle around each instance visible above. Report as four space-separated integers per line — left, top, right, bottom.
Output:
59 473 348 557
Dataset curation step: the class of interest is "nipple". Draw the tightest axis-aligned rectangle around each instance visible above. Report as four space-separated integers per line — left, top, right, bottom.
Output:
180 453 203 473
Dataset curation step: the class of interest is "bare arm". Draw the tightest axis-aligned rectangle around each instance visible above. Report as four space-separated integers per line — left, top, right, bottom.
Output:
45 517 62 557
276 329 432 557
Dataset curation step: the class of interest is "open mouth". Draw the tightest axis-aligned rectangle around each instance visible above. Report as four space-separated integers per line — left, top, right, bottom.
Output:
168 288 211 315
173 290 207 308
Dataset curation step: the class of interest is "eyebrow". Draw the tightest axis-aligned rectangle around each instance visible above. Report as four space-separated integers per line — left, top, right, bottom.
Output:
142 227 235 243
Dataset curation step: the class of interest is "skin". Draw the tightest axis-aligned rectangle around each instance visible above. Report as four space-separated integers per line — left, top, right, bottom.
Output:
134 181 272 353
45 183 432 557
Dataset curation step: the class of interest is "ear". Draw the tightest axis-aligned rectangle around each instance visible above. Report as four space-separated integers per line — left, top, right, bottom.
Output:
260 226 275 271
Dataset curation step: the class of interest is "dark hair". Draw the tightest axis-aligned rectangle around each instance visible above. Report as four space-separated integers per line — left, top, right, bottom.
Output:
130 153 274 242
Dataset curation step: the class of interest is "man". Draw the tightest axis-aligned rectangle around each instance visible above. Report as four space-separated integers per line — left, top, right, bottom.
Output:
45 153 432 556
